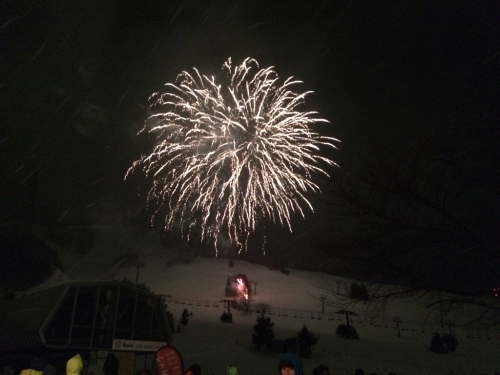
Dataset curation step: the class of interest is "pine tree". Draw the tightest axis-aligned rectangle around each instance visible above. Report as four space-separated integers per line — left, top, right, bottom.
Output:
429 332 459 354
297 325 319 358
165 310 175 332
180 308 189 326
429 332 447 353
251 311 275 350
350 282 369 301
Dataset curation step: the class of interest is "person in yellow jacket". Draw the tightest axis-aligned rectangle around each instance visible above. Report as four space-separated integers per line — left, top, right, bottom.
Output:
227 365 238 375
20 358 45 375
20 369 42 375
66 354 83 375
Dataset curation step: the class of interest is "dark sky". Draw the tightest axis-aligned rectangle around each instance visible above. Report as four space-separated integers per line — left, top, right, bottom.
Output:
1 0 499 258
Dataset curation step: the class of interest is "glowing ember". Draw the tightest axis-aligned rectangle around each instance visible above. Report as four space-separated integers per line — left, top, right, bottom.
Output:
237 277 248 300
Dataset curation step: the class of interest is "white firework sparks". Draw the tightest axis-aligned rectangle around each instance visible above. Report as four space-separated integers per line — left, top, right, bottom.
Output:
127 57 339 253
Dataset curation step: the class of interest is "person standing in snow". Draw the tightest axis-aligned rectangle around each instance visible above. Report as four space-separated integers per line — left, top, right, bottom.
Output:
185 364 201 375
103 353 119 375
66 354 83 375
277 353 304 375
313 365 329 375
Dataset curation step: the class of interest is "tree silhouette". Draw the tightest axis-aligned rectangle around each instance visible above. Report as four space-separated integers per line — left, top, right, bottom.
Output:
251 311 275 350
297 325 319 358
318 105 500 325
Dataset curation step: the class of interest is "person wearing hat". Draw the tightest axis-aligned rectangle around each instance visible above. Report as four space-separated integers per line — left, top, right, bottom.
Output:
103 353 119 375
313 365 329 375
185 364 201 375
21 358 45 375
66 354 83 375
277 353 304 375
227 364 238 375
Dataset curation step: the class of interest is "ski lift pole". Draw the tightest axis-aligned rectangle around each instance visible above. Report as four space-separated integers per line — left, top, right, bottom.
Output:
132 261 145 284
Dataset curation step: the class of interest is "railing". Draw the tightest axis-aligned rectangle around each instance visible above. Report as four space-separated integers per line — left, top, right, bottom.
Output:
159 294 500 340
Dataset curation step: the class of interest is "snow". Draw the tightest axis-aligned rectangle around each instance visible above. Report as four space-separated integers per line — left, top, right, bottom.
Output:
34 250 500 375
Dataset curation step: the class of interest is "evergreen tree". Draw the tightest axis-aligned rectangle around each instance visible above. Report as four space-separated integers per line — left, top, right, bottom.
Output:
335 324 359 339
180 308 189 326
251 311 275 350
429 332 459 354
165 310 175 333
429 333 447 353
297 325 319 358
350 282 369 301
443 333 459 352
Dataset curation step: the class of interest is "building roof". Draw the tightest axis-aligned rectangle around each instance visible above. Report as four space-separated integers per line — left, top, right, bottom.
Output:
0 284 68 350
0 281 170 352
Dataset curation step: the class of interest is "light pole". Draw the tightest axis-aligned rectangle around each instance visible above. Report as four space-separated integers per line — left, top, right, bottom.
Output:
132 261 145 284
249 280 258 295
320 296 326 314
393 316 402 338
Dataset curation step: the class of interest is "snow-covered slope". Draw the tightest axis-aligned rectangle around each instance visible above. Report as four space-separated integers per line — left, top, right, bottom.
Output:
32 251 500 375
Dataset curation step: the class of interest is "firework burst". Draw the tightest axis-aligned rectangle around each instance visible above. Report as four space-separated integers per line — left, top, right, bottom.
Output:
127 57 338 253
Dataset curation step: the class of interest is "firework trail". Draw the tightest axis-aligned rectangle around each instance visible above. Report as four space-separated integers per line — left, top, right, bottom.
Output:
127 57 338 253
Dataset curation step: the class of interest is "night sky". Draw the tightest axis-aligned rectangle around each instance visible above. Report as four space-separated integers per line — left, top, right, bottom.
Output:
1 1 499 268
